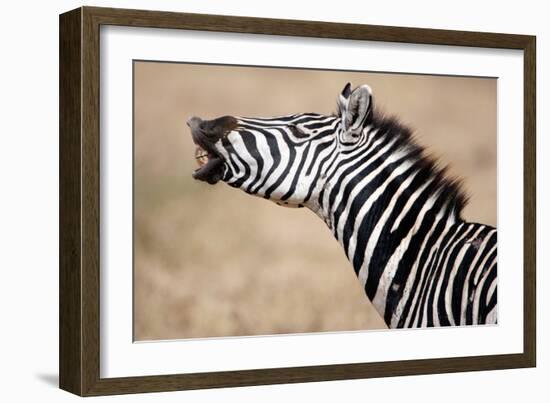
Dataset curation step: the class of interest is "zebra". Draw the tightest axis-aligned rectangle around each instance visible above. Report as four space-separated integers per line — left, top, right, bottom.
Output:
187 83 497 328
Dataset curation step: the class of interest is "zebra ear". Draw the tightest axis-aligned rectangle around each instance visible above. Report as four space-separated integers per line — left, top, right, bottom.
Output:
343 85 373 133
337 83 352 117
341 82 352 99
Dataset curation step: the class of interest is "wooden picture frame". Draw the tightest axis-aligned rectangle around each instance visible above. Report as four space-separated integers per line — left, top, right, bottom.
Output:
59 6 536 396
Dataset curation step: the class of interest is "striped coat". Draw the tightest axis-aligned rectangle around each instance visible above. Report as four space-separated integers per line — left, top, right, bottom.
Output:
187 83 497 328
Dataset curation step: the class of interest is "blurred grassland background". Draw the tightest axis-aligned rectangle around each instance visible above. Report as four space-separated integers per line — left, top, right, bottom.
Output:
134 61 496 341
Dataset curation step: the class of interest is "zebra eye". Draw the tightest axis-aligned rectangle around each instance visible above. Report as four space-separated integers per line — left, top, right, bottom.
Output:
288 124 308 138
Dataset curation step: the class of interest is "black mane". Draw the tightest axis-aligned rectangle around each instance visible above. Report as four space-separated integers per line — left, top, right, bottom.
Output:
370 110 469 221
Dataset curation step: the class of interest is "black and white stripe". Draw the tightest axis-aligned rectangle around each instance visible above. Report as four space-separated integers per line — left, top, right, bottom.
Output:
197 83 497 328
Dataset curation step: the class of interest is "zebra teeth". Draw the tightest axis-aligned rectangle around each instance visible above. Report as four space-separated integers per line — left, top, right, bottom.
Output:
195 146 209 167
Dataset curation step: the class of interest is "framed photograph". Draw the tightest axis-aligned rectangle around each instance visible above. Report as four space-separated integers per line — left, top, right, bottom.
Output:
59 6 536 396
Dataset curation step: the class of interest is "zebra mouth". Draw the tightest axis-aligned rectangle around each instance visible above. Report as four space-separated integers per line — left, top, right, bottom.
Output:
187 115 231 185
192 145 225 185
195 146 210 167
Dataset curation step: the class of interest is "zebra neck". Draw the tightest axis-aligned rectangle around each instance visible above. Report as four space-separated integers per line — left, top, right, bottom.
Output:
311 134 464 327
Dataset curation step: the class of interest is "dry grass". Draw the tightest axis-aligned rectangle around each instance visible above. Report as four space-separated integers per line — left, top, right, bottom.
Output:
133 62 496 340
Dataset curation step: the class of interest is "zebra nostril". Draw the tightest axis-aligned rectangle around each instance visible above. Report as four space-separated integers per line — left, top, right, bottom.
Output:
187 116 203 130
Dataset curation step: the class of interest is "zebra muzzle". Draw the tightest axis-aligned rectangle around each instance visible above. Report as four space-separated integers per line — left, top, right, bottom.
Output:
188 116 230 185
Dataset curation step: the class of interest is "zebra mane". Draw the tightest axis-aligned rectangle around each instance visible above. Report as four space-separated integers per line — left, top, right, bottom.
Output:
370 110 469 221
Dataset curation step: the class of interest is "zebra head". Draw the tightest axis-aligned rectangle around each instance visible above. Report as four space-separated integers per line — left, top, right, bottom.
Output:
188 83 374 207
